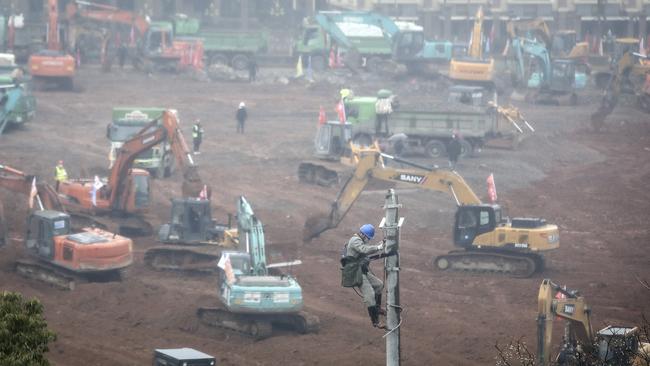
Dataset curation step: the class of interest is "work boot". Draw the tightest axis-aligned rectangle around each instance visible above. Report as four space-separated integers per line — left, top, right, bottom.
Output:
375 294 386 316
367 306 386 330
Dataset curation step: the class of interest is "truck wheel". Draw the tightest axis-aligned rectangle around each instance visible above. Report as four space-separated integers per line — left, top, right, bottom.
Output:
425 140 447 158
310 55 326 71
231 54 250 70
209 54 229 66
459 140 473 157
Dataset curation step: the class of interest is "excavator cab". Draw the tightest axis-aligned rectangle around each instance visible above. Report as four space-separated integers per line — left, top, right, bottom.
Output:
548 59 576 92
25 210 70 259
453 204 501 248
314 121 352 160
158 198 226 244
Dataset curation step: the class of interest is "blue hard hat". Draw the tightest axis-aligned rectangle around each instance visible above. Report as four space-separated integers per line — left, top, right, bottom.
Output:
359 224 375 239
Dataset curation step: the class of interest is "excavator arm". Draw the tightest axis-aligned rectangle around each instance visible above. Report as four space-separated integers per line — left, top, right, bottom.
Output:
0 164 64 211
66 0 149 36
304 146 482 240
506 19 552 49
159 111 206 198
468 6 484 60
537 279 594 366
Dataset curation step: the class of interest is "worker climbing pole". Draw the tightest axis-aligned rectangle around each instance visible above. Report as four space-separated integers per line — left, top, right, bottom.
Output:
381 188 404 366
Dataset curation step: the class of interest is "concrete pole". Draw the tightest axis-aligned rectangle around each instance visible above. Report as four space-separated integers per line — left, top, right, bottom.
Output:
381 189 404 366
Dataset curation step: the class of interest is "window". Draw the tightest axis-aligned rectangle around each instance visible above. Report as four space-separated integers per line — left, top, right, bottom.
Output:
63 246 73 261
479 211 490 226
458 210 477 228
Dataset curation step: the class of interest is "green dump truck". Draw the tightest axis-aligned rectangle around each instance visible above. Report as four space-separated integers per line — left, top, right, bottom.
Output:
106 108 174 178
172 15 267 70
344 86 529 158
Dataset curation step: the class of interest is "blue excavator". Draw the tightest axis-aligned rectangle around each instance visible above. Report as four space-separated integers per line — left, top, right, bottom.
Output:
510 37 585 105
196 196 319 339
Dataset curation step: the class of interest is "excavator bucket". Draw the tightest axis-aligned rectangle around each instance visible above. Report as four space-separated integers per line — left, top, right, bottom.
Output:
303 213 335 242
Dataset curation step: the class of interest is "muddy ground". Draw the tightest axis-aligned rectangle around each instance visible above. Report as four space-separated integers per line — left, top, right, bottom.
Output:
0 65 649 365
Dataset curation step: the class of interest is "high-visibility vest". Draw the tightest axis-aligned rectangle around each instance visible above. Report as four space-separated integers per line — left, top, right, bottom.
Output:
55 165 68 182
192 125 200 138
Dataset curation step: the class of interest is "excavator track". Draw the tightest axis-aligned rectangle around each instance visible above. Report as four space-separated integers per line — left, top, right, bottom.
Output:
433 250 543 278
197 307 319 340
143 246 223 274
14 259 124 290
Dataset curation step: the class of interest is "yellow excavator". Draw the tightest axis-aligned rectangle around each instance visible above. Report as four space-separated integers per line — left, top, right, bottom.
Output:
304 145 559 277
591 47 650 131
448 6 495 87
537 279 650 365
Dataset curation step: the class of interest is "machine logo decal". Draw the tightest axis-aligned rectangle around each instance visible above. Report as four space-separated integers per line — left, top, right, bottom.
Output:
142 136 155 144
563 304 575 315
397 174 426 184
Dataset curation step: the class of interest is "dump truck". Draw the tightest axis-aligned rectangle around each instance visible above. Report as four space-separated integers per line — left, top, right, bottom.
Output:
299 86 533 186
106 108 174 178
172 14 267 70
295 11 452 73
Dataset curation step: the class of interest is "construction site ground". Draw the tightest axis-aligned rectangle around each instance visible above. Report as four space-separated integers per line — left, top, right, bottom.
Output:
1 66 649 365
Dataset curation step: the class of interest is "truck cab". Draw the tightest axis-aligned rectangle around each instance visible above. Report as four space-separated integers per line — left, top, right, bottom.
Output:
107 108 173 178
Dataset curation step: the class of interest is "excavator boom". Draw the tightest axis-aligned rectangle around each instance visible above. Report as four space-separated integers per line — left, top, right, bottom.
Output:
66 0 149 36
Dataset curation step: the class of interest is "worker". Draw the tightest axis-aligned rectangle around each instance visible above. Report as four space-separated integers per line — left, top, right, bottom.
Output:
343 224 386 329
447 133 462 170
248 58 258 83
375 91 393 136
117 42 128 69
236 102 248 134
192 120 204 154
54 160 68 190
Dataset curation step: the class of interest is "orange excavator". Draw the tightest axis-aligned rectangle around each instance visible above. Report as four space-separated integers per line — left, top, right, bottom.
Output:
56 109 205 236
0 164 133 290
28 0 76 90
65 0 203 72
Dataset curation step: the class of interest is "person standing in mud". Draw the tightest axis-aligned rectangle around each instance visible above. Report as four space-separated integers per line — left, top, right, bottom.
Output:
447 132 462 170
236 102 248 134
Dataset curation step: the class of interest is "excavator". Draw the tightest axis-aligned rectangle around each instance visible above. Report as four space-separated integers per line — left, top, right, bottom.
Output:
536 279 650 365
591 47 650 131
56 109 205 236
304 145 559 277
143 197 237 273
448 6 495 88
510 37 580 105
65 0 203 72
0 164 133 290
28 0 76 90
196 196 319 339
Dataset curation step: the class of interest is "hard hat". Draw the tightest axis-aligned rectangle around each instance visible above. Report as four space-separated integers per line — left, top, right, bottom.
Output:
359 224 375 240
239 102 245 108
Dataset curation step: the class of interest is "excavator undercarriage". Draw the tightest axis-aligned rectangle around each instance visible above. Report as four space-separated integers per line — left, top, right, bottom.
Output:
434 249 544 278
197 307 319 340
15 258 124 290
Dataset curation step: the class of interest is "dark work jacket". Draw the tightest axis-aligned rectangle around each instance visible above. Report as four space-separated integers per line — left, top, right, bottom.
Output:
236 108 247 123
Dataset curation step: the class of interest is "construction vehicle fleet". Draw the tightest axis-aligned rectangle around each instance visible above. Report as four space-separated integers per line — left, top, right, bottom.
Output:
298 87 533 187
304 146 559 278
57 109 204 236
536 279 650 365
0 164 133 290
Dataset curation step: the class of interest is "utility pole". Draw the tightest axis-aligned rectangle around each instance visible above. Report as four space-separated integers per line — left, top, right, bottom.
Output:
380 189 404 366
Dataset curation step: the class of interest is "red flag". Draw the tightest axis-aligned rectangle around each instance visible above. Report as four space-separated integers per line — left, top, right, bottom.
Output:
329 48 336 68
487 173 497 203
336 101 346 123
28 177 37 209
318 105 326 125
199 185 208 200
